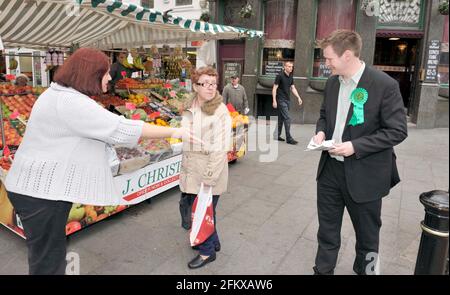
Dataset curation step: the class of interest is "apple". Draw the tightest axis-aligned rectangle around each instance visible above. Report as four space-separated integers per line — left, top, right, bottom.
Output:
115 205 127 212
85 208 98 224
67 204 85 222
103 206 117 215
65 221 82 235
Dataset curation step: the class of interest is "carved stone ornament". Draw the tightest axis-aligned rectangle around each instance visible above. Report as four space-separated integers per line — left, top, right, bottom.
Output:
264 39 295 49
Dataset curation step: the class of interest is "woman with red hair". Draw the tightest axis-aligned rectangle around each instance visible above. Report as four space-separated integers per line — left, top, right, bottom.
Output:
4 48 193 275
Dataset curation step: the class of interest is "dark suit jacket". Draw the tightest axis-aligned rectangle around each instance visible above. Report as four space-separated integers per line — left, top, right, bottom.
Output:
316 66 408 203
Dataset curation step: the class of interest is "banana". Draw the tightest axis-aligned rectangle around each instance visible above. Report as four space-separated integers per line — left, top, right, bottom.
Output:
121 57 134 69
132 56 140 69
133 56 145 70
8 58 18 70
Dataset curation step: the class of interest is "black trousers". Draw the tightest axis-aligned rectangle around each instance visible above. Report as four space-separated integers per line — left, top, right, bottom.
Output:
6 191 72 275
180 193 220 256
314 158 382 275
274 99 292 140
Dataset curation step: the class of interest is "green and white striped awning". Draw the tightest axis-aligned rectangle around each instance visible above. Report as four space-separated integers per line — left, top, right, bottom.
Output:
0 0 264 50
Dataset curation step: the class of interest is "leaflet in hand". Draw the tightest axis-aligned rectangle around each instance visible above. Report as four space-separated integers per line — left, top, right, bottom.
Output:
305 138 335 151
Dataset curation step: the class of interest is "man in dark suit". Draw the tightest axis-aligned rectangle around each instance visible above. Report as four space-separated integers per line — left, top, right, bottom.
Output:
312 30 407 275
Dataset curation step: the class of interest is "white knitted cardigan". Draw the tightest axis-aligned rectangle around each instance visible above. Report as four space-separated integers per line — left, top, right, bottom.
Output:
5 83 144 205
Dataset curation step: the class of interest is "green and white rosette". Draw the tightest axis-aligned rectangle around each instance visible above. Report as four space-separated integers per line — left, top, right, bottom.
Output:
348 88 368 126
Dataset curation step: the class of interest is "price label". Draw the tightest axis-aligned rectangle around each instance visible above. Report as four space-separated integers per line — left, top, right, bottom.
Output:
125 102 136 110
9 110 20 120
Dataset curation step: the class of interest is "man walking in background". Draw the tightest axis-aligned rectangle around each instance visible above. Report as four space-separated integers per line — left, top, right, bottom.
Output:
272 61 302 145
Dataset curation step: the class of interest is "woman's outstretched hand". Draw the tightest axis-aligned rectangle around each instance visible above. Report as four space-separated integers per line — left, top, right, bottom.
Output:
172 127 203 145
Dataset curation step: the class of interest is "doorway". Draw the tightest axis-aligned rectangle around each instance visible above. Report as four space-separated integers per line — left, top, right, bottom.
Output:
373 37 420 113
218 40 245 91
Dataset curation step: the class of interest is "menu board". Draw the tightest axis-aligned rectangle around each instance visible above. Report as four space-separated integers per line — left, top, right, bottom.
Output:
223 62 241 85
424 40 441 83
264 61 283 76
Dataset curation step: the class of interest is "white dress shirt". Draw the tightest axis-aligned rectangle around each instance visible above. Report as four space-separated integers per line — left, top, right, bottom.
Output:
331 62 365 161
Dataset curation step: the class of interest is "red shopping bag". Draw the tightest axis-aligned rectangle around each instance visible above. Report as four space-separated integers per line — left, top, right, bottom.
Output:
190 184 215 246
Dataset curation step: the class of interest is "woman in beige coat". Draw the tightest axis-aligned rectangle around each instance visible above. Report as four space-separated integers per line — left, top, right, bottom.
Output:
179 66 231 269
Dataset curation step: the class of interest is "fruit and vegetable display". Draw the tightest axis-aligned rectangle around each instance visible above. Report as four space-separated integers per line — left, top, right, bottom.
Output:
226 103 250 129
115 77 164 89
226 104 249 162
0 47 249 239
8 119 26 137
0 85 183 174
0 86 39 152
115 146 147 161
1 94 36 120
114 146 151 174
0 84 31 95
0 157 12 171
0 120 23 148
66 203 128 235
229 111 250 129
126 93 150 106
90 94 125 108
139 138 173 162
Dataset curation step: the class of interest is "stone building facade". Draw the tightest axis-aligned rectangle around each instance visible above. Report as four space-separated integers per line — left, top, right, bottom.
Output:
210 0 449 128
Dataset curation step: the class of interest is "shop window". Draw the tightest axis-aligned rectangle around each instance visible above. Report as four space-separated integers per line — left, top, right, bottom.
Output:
261 0 297 77
261 48 295 77
175 0 192 6
439 15 449 86
140 0 154 8
312 0 356 78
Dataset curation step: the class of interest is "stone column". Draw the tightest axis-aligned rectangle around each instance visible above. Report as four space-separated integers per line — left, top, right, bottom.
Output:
293 0 316 124
241 0 263 117
412 0 446 128
355 1 378 66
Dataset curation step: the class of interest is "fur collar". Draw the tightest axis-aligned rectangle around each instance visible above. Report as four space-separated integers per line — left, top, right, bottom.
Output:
184 91 223 116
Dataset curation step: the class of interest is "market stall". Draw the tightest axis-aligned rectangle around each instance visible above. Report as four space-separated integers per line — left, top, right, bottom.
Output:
0 0 260 238
0 82 249 238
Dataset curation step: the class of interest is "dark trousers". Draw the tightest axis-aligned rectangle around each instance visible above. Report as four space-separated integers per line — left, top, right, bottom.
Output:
180 193 220 256
274 99 292 140
314 158 382 275
6 191 72 275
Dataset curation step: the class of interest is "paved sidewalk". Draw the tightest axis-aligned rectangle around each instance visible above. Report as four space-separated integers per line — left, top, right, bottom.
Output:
0 123 448 275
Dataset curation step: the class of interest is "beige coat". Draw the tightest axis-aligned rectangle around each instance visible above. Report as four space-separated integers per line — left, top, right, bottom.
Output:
179 92 232 196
